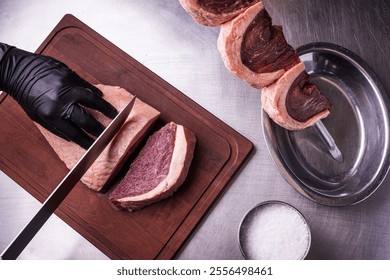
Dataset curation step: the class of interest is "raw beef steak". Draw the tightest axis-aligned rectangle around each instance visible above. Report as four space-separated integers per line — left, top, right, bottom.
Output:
261 62 331 130
109 122 196 211
218 2 300 88
179 0 260 26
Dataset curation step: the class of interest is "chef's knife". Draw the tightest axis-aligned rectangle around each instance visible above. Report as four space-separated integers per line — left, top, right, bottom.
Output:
1 96 136 260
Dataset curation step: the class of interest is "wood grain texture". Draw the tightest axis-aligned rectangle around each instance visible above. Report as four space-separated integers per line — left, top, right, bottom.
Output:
0 14 253 259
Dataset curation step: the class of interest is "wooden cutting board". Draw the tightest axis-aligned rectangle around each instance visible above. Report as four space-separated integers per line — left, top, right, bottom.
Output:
0 14 253 259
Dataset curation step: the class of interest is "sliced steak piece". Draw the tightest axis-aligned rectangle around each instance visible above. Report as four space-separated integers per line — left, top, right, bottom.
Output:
109 122 196 211
218 2 300 88
34 84 160 192
179 0 260 26
262 62 331 130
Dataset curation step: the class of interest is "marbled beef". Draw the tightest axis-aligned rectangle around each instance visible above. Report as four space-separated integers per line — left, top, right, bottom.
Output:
109 122 196 211
261 62 330 130
179 0 260 26
218 2 300 89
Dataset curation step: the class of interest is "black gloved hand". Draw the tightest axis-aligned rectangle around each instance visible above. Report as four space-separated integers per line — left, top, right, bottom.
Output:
0 43 118 149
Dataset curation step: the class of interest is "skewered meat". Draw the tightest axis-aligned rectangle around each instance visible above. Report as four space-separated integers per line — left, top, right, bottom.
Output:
262 62 330 130
181 0 332 130
179 0 260 26
217 2 300 88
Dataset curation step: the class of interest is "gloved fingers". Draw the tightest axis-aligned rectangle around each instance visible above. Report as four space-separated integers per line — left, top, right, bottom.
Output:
41 122 70 141
77 77 104 97
76 87 118 119
69 73 103 95
66 104 105 138
53 119 95 150
67 71 106 98
31 110 93 149
37 109 96 149
28 112 70 142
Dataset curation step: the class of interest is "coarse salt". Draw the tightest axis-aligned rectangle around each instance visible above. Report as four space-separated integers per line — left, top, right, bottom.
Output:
240 202 311 260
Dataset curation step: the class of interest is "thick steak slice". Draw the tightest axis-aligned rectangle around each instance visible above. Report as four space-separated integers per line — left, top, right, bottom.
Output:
218 2 300 88
109 122 196 211
262 62 330 130
34 84 160 192
179 0 260 26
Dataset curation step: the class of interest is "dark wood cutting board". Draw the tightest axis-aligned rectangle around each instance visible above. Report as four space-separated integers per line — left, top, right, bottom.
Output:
0 14 253 259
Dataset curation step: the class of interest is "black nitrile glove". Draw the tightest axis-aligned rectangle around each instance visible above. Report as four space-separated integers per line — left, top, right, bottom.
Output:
0 43 118 149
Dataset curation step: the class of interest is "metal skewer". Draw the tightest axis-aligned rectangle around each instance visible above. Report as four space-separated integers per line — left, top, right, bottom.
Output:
314 120 343 162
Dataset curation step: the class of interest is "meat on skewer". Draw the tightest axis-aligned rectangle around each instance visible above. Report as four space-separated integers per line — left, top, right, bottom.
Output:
180 1 331 130
179 0 260 26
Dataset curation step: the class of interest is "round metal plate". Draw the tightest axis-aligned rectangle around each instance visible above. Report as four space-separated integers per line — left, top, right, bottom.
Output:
262 42 390 206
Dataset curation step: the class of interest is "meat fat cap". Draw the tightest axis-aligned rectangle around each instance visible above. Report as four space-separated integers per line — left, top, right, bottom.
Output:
217 2 285 88
179 0 261 26
261 62 330 130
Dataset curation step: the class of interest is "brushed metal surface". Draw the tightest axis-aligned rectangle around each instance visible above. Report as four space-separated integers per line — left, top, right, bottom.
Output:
1 0 390 259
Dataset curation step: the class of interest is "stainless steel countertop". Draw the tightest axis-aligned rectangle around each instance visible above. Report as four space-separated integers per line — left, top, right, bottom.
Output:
1 0 390 260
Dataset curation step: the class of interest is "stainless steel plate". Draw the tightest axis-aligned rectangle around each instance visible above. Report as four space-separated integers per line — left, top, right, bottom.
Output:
262 42 390 206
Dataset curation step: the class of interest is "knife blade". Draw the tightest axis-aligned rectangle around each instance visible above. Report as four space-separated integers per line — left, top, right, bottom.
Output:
1 96 136 260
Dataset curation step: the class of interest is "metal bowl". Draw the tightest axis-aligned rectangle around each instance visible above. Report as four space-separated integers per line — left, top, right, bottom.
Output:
262 42 390 206
238 201 311 260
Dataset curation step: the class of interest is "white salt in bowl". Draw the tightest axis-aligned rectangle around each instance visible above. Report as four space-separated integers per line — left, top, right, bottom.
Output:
239 201 311 260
